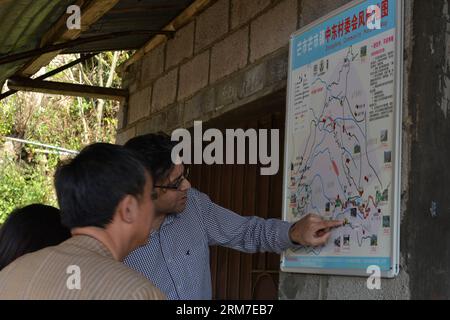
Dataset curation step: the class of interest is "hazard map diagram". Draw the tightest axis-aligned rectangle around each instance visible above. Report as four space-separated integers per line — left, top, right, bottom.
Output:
288 42 393 257
282 0 401 274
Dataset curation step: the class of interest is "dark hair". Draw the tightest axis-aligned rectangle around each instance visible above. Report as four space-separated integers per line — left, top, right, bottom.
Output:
0 204 71 271
54 143 149 229
124 133 177 184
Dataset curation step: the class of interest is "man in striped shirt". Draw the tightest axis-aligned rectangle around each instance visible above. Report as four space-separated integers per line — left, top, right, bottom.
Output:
123 134 342 299
0 143 165 300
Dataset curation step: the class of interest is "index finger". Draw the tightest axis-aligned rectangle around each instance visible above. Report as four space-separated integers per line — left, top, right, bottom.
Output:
317 220 343 230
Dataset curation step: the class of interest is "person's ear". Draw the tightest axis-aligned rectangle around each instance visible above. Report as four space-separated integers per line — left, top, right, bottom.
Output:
117 195 139 224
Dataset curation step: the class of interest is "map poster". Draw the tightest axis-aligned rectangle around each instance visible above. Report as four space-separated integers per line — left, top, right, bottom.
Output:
281 0 403 277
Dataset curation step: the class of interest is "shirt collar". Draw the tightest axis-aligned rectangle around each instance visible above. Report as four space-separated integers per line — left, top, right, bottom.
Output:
161 212 181 227
66 235 114 259
149 213 181 238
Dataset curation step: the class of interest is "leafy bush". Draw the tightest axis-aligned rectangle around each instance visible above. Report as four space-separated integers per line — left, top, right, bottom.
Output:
0 156 56 224
0 101 15 137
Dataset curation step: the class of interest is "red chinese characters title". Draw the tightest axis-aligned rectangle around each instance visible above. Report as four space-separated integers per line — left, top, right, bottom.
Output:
325 0 389 43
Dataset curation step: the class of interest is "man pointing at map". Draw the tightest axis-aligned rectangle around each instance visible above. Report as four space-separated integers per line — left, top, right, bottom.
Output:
122 133 343 300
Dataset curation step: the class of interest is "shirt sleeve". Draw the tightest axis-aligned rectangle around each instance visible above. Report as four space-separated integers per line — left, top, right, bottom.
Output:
191 188 301 254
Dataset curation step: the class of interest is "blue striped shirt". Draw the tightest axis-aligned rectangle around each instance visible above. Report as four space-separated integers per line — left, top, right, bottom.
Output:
124 188 296 300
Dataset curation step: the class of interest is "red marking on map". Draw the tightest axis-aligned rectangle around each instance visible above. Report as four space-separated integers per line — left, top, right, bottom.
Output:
331 160 339 176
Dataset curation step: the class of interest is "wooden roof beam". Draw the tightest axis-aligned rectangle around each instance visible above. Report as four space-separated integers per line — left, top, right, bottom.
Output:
7 76 127 101
0 53 97 101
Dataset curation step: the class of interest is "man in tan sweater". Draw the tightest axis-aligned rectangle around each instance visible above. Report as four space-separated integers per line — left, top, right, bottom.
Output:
0 143 165 300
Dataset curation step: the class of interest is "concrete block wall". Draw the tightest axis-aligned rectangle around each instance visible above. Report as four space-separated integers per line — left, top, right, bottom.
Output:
116 0 450 300
117 0 300 140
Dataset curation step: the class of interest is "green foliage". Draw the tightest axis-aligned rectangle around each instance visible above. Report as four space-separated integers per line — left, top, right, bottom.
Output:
0 156 56 224
0 96 16 136
0 51 131 223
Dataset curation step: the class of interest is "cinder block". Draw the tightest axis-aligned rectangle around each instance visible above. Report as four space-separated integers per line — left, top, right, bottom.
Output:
166 22 195 69
250 0 297 63
184 87 216 123
137 112 167 135
195 0 229 53
184 94 204 123
133 60 143 92
266 49 289 86
152 69 178 112
325 270 410 300
117 102 127 130
278 273 321 300
239 62 266 99
140 44 165 88
123 60 141 94
300 0 352 27
178 50 210 100
116 126 136 145
231 0 270 29
128 86 152 124
166 102 185 130
215 72 243 108
198 87 216 114
210 26 249 83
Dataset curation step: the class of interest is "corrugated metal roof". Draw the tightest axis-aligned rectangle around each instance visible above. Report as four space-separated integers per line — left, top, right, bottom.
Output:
0 0 196 90
63 0 194 53
0 0 75 88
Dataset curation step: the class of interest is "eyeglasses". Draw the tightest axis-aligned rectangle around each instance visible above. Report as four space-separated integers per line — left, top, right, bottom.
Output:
154 166 190 191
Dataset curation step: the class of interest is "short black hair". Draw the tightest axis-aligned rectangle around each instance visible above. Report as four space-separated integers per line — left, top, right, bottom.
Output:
54 143 149 229
0 204 70 271
124 133 177 184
